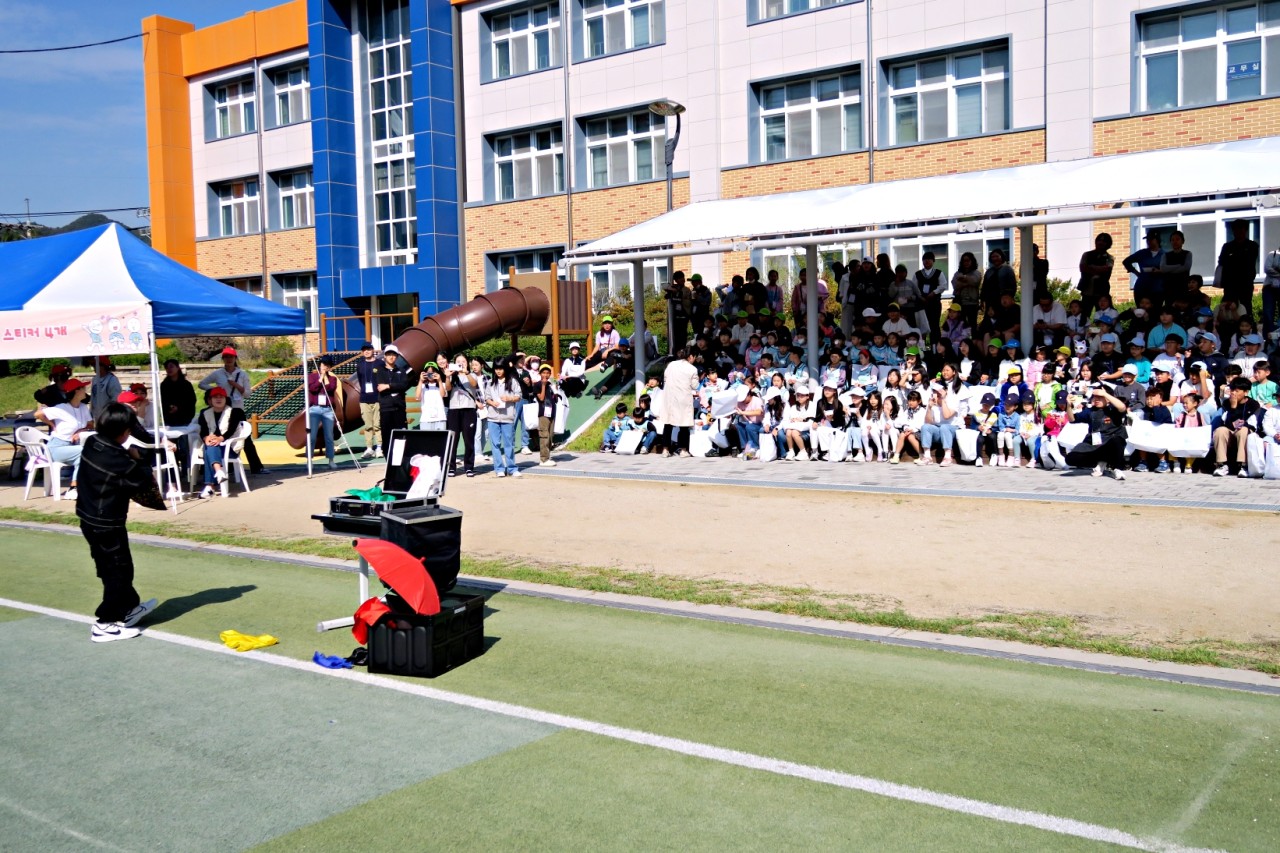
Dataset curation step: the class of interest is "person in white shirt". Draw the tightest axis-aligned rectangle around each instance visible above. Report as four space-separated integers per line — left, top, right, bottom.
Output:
729 311 755 352
416 362 448 431
40 378 94 498
1031 292 1069 349
881 303 915 338
919 380 964 466
559 342 588 397
890 389 926 463
782 384 818 461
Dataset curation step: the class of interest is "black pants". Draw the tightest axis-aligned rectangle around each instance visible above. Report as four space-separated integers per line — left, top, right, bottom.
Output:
662 425 690 453
669 319 689 354
242 436 264 473
380 404 407 443
1064 435 1127 470
560 376 587 397
82 521 139 624
446 408 477 472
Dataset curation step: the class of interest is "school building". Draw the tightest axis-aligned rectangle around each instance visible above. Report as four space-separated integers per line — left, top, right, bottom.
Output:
142 0 1280 346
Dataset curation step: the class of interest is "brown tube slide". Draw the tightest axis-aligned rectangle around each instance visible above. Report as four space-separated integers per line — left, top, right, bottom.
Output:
285 286 550 448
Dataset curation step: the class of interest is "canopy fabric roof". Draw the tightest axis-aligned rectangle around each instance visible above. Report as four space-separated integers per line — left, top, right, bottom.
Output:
0 224 304 358
568 137 1280 259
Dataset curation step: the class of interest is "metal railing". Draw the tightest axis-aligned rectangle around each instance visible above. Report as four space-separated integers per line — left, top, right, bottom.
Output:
319 310 420 354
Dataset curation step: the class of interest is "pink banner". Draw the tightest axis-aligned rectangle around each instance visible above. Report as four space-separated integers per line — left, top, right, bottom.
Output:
0 305 152 359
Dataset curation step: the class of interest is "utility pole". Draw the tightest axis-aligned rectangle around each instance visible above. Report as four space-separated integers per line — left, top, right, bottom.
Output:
24 198 32 238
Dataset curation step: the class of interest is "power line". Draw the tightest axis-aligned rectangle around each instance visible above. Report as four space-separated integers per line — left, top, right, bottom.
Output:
0 207 149 218
0 33 143 54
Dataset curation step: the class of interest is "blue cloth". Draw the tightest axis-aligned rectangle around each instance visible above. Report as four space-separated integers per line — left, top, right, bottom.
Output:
736 420 763 450
312 651 353 669
920 423 957 450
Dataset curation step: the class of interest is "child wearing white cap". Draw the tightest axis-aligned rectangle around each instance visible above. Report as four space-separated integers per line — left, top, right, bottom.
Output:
559 342 587 397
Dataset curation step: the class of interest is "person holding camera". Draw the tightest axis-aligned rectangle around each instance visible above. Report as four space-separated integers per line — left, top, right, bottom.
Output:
1064 382 1129 480
416 361 448 431
446 355 483 477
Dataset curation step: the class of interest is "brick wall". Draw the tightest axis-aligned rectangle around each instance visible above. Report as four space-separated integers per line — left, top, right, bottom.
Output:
1093 99 1280 156
875 129 1046 182
720 152 870 199
195 227 316 293
463 179 689 299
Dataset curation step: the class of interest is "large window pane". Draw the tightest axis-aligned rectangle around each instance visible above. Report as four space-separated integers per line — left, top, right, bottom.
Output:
634 139 653 180
1182 11 1216 42
816 105 842 154
919 58 946 84
789 109 812 157
632 6 650 47
955 84 982 136
764 115 786 161
605 10 626 53
920 88 947 141
984 79 1007 131
590 148 607 186
608 141 629 184
1268 35 1280 94
954 53 982 79
1182 46 1217 106
1227 38 1262 99
843 103 862 149
1143 18 1179 49
893 95 918 144
514 159 533 197
498 163 514 200
1227 5 1258 35
1145 53 1178 110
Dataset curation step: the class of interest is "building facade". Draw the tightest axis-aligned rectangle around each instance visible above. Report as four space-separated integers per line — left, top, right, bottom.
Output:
145 0 1280 341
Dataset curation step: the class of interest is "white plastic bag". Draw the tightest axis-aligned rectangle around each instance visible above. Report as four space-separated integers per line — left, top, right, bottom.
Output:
955 428 978 462
827 429 849 462
1166 425 1211 458
756 436 778 462
1246 434 1266 478
553 391 569 433
689 430 715 457
1056 422 1089 453
615 430 643 455
1265 439 1280 480
522 403 539 430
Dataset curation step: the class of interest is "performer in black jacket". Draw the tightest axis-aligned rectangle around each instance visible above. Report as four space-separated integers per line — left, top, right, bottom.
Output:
77 403 167 643
373 344 413 439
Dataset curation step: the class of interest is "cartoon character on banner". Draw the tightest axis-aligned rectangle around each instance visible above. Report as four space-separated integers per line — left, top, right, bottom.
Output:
126 316 143 350
83 319 104 354
108 318 125 351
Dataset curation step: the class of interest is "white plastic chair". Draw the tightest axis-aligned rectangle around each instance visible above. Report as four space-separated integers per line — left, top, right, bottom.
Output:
16 426 63 500
189 421 252 497
133 440 184 513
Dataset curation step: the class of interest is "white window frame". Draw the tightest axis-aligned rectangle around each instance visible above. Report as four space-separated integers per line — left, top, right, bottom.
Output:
276 273 319 330
278 169 314 229
493 126 564 201
758 0 852 22
583 0 663 59
1136 201 1271 283
214 78 256 139
759 68 862 162
216 178 260 237
365 0 417 266
491 3 561 78
885 45 1009 146
884 231 1012 298
492 248 564 291
1138 1 1280 112
584 110 665 189
588 259 668 309
272 63 310 126
759 242 866 299
222 277 264 298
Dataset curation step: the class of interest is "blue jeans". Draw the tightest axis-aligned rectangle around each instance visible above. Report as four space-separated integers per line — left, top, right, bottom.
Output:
487 420 517 474
514 402 530 449
48 437 82 482
308 405 335 461
920 423 957 451
203 443 225 485
735 420 762 450
602 426 623 448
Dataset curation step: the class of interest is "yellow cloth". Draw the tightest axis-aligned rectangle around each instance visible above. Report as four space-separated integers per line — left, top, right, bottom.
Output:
219 630 279 652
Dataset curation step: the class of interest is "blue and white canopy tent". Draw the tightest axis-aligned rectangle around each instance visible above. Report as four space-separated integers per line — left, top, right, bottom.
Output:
0 223 308 478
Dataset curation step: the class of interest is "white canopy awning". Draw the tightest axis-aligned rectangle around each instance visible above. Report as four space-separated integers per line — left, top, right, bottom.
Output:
565 137 1280 264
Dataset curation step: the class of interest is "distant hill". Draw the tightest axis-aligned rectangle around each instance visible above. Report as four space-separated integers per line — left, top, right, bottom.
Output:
0 212 150 245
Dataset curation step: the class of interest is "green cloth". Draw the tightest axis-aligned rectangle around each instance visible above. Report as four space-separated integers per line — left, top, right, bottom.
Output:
344 487 395 503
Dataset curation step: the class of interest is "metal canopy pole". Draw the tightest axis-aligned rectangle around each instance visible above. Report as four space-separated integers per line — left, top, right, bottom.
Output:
631 259 647 397
302 335 312 479
805 244 820 375
1018 226 1035 355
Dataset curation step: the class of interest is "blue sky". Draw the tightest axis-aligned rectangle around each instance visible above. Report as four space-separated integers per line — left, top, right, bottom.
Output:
0 0 285 230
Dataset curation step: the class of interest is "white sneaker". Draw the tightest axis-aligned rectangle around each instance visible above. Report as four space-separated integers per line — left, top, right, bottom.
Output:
360 449 375 460
200 485 214 498
974 458 984 468
520 447 534 456
785 450 796 461
539 459 557 467
1091 464 1104 478
1237 468 1250 478
91 621 141 643
1111 467 1126 481
1214 465 1229 477
215 468 228 484
64 488 78 500
374 448 384 459
123 598 158 628
494 471 506 478
799 452 810 462
510 470 523 478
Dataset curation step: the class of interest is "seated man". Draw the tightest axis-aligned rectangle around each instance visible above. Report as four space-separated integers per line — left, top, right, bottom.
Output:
1213 378 1262 477
1065 383 1129 480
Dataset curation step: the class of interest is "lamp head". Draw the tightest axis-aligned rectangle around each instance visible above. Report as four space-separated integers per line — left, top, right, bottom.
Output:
648 99 686 117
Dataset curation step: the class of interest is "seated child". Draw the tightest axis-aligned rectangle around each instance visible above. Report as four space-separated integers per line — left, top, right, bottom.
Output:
969 391 999 467
1133 387 1174 473
1172 392 1207 474
600 402 632 452
1250 361 1277 408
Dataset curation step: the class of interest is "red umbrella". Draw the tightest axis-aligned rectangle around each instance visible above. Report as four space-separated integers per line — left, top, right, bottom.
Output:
353 539 441 616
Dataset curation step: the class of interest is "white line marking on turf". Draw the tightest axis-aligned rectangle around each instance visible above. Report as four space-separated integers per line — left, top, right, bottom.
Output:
0 597 1222 853
0 797 135 853
1166 729 1260 839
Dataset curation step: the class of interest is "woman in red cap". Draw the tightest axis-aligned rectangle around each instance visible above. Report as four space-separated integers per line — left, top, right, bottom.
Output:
38 378 94 499
197 346 265 474
197 387 245 498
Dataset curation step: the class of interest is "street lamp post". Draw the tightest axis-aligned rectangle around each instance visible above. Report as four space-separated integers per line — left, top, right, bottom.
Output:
648 99 685 354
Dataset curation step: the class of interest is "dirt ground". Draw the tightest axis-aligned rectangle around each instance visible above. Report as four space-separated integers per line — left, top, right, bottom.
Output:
4 464 1277 645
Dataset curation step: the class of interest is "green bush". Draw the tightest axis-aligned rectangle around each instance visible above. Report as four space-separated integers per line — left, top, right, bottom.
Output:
175 336 234 362
261 338 297 368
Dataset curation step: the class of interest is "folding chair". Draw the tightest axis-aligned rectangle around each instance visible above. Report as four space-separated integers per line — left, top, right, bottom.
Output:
16 426 63 500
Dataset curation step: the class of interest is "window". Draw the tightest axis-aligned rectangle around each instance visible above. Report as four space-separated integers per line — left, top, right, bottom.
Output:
756 0 854 22
222 277 264 298
365 0 417 265
583 0 663 59
278 169 314 229
757 242 866 297
1137 202 1272 281
589 259 667 309
491 3 561 78
490 248 564 291
885 45 1009 145
884 232 1012 296
583 109 665 188
216 179 260 237
276 273 319 329
758 68 862 162
272 64 310 126
214 78 256 139
493 126 564 200
1139 1 1280 111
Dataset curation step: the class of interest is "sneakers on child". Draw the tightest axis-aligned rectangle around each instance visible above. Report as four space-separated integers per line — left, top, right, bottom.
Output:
1156 461 1170 473
1133 463 1149 473
360 449 375 460
974 457 984 468
889 454 900 464
374 448 384 459
123 598 158 628
494 471 506 478
510 470 523 478
785 450 796 461
1214 465 1229 477
540 459 557 467
1111 467 1126 481
1238 468 1250 478
91 621 141 643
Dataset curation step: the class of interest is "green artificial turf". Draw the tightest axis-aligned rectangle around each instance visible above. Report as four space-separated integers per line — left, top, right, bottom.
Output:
3 528 1278 852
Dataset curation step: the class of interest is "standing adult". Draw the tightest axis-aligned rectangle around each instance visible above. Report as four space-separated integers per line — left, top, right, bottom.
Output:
354 342 382 459
664 271 692 354
159 359 196 428
690 273 713 335
743 270 768 317
482 357 523 478
790 268 829 328
1032 244 1049 292
306 355 339 470
445 354 482 477
534 364 559 467
915 251 944 344
1123 232 1165 308
373 344 412 444
1159 230 1193 306
951 252 983 331
980 249 1017 316
660 348 699 457
1217 219 1260 320
1262 238 1280 340
1077 233 1115 317
89 356 121 423
198 346 265 474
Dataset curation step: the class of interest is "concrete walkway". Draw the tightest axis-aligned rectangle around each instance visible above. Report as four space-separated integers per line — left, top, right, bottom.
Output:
527 449 1280 513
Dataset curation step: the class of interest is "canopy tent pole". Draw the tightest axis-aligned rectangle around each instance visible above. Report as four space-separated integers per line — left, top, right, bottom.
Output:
805 244 820 376
631 259 647 397
302 335 312 479
148 333 165 494
1018 226 1035 358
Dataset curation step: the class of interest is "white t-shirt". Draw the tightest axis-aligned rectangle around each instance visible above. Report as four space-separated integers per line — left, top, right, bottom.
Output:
44 402 91 441
419 383 447 423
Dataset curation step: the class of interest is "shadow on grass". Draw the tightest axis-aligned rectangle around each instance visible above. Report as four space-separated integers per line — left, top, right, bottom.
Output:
148 584 257 625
